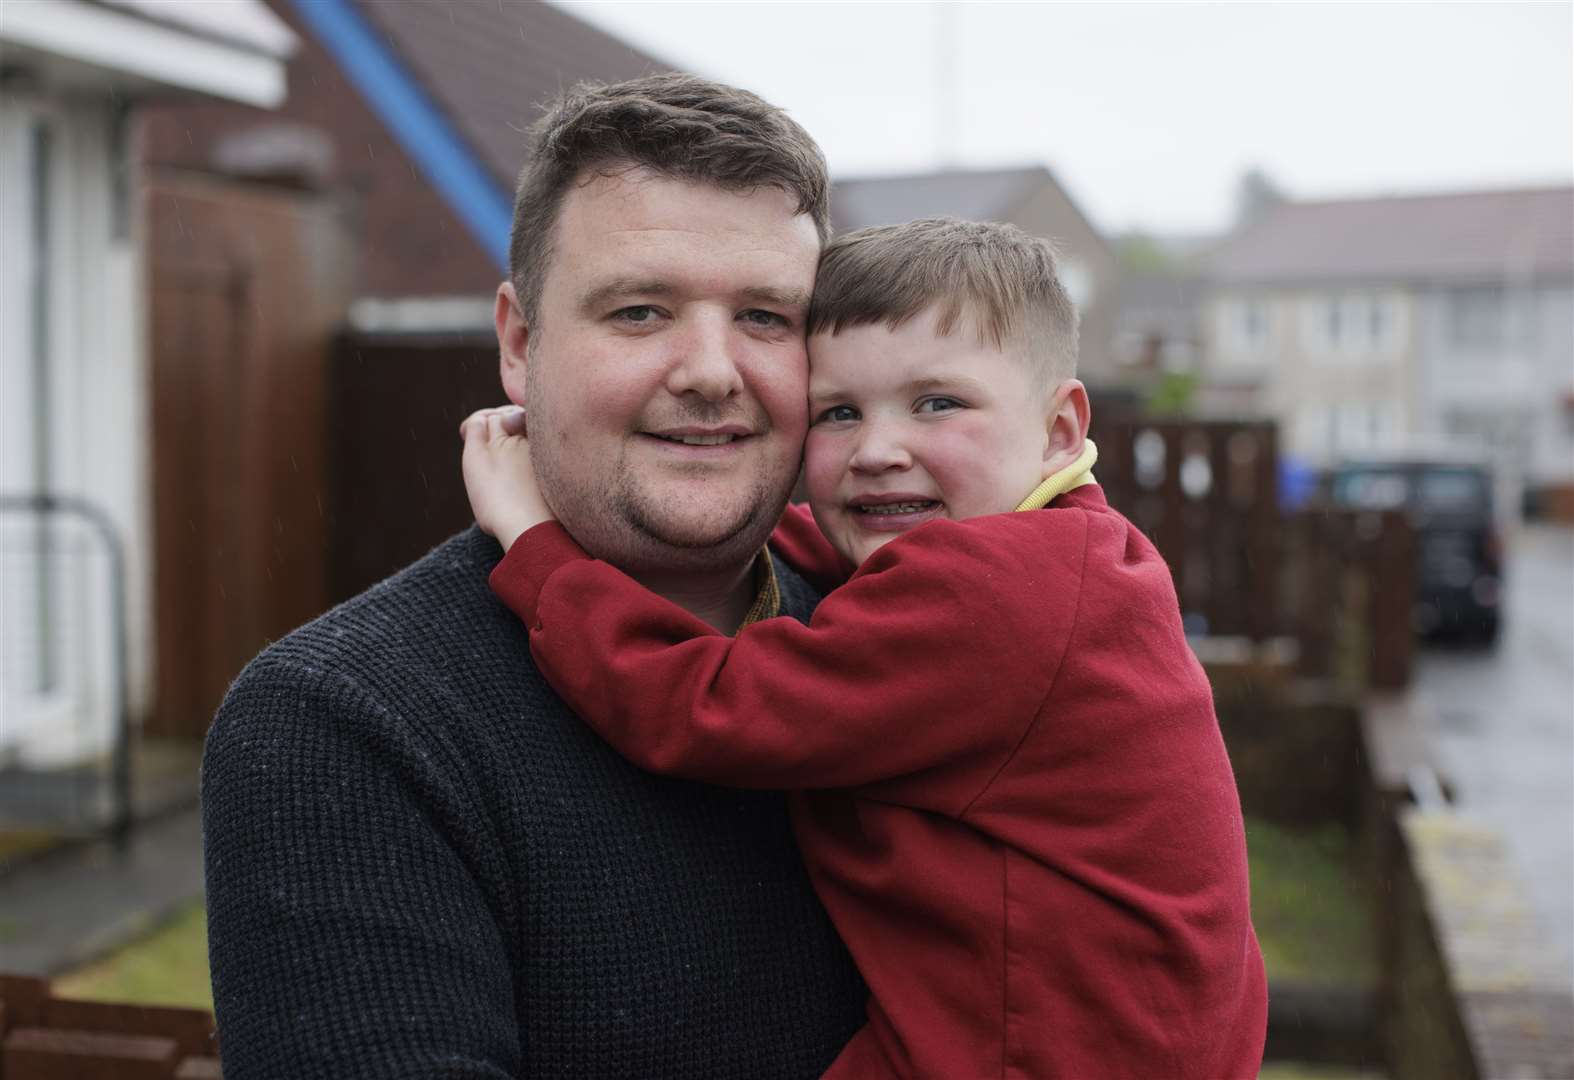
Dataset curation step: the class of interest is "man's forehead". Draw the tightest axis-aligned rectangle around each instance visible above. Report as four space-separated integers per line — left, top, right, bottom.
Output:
556 171 817 255
550 178 818 304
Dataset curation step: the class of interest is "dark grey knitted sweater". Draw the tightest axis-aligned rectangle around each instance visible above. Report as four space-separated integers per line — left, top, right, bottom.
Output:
202 526 866 1078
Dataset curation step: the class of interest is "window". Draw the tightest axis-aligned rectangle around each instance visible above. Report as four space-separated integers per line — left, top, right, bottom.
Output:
1447 287 1504 349
1222 296 1269 354
1302 293 1405 356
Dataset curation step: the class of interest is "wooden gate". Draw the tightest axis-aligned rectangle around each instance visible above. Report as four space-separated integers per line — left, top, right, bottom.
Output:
147 171 351 738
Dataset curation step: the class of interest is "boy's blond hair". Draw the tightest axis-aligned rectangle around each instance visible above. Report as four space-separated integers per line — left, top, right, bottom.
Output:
807 217 1079 383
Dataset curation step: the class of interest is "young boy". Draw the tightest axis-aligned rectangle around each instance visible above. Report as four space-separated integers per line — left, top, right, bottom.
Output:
464 218 1267 1077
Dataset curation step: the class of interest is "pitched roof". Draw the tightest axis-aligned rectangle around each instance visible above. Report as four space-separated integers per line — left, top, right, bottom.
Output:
1207 186 1574 285
358 0 668 188
830 166 1055 232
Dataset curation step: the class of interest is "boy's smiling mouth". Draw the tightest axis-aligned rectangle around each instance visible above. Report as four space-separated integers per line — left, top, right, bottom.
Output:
848 494 944 530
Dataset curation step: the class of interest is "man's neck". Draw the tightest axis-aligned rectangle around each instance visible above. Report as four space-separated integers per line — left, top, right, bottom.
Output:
630 559 758 634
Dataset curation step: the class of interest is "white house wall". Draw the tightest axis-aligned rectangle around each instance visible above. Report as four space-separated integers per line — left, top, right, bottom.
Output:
1205 286 1416 465
1417 281 1574 491
0 94 151 767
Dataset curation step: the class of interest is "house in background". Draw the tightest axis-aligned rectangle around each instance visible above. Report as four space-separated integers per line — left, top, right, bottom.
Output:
129 0 669 742
0 0 295 772
1202 186 1574 509
142 0 665 321
831 166 1120 381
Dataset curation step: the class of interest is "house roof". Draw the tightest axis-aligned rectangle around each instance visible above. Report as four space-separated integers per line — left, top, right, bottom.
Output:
102 0 297 58
285 0 669 272
830 166 1055 232
1208 186 1574 285
2 0 294 106
357 0 668 189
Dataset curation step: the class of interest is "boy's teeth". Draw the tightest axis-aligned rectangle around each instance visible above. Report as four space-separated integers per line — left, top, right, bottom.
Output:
859 501 934 514
662 433 735 445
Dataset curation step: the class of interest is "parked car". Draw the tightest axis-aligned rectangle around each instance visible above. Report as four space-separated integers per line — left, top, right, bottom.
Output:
1327 455 1504 644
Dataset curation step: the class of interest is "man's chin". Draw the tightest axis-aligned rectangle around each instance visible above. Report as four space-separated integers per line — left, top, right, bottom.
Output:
623 484 787 557
631 506 767 553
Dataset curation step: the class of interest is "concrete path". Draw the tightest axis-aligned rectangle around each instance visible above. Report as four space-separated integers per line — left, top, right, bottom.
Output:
0 806 203 976
1412 523 1574 990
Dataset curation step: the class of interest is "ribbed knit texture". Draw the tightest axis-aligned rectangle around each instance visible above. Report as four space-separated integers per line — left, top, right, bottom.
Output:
202 525 866 1079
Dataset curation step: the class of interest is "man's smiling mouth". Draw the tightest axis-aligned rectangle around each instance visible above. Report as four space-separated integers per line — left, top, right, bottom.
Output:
651 433 741 445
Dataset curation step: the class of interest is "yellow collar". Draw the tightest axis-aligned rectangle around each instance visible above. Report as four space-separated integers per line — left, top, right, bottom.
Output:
1015 439 1098 512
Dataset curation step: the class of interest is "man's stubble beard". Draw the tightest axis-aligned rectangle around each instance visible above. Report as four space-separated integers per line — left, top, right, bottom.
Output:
525 371 799 577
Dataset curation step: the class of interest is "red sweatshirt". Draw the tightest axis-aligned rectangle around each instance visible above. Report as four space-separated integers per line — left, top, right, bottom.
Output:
491 486 1267 1079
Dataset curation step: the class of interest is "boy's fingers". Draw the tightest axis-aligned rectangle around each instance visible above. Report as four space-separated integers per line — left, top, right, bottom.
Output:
499 407 528 438
459 407 495 439
458 404 519 439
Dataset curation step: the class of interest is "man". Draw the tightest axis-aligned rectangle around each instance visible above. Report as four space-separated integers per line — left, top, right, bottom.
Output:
201 74 866 1078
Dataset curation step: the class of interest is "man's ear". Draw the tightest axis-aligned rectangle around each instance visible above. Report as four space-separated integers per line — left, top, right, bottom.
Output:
1041 378 1091 480
496 281 531 408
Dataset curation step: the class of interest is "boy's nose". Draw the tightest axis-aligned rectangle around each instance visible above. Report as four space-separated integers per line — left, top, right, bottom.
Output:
849 421 912 473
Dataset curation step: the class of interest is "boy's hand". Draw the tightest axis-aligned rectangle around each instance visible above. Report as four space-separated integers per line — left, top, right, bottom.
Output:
460 405 553 551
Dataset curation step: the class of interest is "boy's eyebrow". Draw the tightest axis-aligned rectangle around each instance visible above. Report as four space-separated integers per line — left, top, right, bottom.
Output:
906 374 990 396
807 374 991 408
577 278 674 313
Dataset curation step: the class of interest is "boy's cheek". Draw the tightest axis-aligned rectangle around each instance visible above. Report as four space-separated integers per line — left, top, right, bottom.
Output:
800 432 846 513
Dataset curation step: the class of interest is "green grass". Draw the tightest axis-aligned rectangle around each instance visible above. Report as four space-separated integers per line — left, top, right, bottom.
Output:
39 818 1373 1018
52 899 213 1011
1246 816 1376 987
1258 1065 1385 1080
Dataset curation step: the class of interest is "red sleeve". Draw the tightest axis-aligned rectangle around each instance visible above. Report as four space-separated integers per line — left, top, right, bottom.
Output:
767 502 855 593
489 514 1086 816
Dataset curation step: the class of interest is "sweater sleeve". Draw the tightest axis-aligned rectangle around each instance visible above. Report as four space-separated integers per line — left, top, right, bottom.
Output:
767 502 855 593
490 515 1086 816
202 659 520 1079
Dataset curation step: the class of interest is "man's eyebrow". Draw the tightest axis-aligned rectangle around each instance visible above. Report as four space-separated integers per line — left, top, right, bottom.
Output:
740 286 810 310
577 278 673 313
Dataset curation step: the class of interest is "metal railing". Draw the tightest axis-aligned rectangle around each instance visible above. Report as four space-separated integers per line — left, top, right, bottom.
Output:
0 494 131 849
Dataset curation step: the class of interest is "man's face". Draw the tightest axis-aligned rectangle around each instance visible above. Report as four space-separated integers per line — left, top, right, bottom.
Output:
498 169 820 576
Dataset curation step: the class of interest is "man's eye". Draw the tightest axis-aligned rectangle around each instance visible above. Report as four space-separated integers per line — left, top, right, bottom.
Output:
814 405 860 424
740 309 789 329
916 396 964 414
613 305 660 324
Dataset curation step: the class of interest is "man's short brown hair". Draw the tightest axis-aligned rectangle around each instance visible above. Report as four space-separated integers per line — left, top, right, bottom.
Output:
510 73 830 325
807 217 1080 380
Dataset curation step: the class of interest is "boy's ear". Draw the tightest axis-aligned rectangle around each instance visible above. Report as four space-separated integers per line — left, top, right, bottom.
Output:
1041 379 1091 480
496 282 531 408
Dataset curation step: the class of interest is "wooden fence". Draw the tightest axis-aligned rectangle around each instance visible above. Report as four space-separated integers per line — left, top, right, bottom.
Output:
0 975 218 1078
1093 417 1416 692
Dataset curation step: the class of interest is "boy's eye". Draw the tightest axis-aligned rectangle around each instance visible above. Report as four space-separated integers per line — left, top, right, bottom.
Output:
814 404 860 425
916 396 964 414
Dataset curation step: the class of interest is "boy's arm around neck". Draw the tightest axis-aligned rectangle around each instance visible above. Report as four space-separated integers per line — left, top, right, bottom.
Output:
768 502 857 594
490 512 1087 815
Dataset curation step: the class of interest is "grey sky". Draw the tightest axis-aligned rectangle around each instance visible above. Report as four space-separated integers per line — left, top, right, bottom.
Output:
553 1 1574 236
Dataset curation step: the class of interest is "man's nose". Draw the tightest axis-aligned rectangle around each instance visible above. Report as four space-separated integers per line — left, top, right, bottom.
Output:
849 417 911 474
665 315 744 403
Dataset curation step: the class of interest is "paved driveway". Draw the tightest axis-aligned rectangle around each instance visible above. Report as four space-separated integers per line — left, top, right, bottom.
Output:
1413 523 1574 989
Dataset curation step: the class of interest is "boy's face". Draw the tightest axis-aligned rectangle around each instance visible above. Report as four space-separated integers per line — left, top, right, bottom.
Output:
804 304 1056 567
